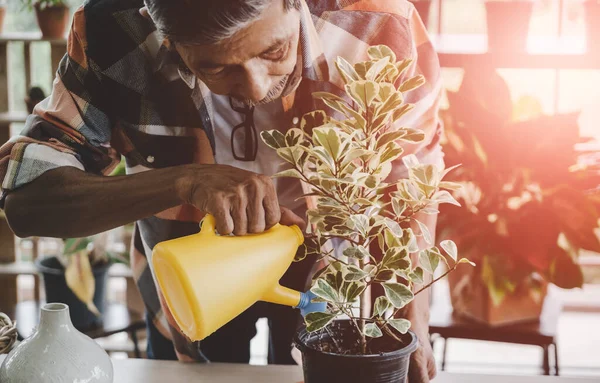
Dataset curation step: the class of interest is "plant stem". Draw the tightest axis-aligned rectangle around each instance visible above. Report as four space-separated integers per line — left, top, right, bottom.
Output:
358 257 368 354
414 264 458 297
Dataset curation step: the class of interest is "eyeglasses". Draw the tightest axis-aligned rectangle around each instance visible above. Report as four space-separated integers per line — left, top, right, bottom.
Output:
229 97 258 162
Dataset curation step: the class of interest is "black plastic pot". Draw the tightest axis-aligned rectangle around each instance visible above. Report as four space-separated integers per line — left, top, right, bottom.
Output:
295 320 419 383
36 256 109 330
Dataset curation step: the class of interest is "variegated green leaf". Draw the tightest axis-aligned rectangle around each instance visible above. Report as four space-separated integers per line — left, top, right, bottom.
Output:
374 296 393 317
415 219 433 245
440 240 458 261
408 267 425 284
367 45 397 62
335 56 361 84
398 75 426 93
388 318 411 334
343 245 370 260
260 130 286 150
305 312 337 332
364 323 383 338
311 279 339 302
345 80 379 109
383 282 414 308
343 265 370 282
419 248 440 274
273 169 303 179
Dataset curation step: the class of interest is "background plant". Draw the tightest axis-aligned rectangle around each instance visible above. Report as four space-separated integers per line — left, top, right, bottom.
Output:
438 70 600 304
261 45 473 353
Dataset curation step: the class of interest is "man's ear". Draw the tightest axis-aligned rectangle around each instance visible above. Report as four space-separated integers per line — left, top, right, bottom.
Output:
139 6 151 20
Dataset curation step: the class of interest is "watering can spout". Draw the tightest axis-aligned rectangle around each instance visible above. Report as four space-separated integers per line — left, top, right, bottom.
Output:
152 214 324 342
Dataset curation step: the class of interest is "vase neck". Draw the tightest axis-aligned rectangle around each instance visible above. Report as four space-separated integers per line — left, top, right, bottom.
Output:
39 303 74 332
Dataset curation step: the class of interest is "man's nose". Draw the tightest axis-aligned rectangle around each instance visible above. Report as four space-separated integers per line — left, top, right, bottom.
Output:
237 60 271 103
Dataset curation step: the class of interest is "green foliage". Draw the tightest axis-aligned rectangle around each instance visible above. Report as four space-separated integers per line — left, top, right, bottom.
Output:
261 45 473 343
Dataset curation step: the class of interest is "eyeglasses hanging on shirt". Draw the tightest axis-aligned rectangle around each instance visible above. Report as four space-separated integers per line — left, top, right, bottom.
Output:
229 97 258 162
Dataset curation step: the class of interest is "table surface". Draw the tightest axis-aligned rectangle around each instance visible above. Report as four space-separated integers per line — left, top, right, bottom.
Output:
2 356 596 383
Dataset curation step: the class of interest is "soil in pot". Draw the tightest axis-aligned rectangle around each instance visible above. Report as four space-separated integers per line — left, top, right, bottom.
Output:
485 0 534 52
36 256 110 330
295 320 418 383
35 3 69 39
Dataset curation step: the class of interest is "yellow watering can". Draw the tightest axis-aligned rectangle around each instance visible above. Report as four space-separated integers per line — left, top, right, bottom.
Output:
152 214 323 342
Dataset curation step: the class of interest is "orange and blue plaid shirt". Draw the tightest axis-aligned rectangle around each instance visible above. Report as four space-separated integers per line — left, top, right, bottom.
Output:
0 0 443 360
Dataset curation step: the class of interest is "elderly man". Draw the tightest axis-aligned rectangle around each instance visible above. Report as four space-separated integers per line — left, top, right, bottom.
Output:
0 0 442 381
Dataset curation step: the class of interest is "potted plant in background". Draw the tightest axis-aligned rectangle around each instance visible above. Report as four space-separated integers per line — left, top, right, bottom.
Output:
438 70 600 326
485 0 535 52
0 1 7 35
261 45 474 383
584 0 600 53
21 0 69 39
36 235 128 330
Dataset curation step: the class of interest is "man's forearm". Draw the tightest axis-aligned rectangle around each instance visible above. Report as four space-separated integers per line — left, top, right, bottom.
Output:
4 165 195 238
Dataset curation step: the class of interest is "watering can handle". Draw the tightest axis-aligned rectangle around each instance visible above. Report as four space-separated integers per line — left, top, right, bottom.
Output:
200 214 217 235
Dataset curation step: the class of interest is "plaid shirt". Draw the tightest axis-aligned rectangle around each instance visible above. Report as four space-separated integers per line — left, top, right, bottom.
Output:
0 0 442 361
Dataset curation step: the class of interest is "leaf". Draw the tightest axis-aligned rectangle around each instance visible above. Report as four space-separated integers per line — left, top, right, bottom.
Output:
63 238 92 256
64 251 100 316
394 59 414 83
392 104 415 122
260 130 286 150
349 214 370 237
392 198 407 217
398 128 425 143
440 240 458 261
285 128 304 146
364 323 383 338
368 45 397 62
415 219 433 245
419 249 440 274
383 217 403 236
439 181 463 191
311 279 339 302
295 243 307 262
378 91 404 116
343 265 370 282
300 110 329 132
366 57 391 81
433 190 461 207
378 83 397 103
305 312 337 332
388 318 411 334
335 56 361 84
273 169 303 179
376 269 395 281
346 80 379 109
409 267 425 284
345 281 367 302
354 61 373 80
377 131 405 149
313 128 342 160
343 245 370 260
310 146 337 171
402 154 419 169
374 296 393 317
380 142 404 164
458 258 476 267
398 75 426 93
383 283 414 308
312 91 346 103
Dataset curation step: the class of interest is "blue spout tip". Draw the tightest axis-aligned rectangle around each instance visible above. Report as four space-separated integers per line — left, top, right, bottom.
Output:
297 291 327 317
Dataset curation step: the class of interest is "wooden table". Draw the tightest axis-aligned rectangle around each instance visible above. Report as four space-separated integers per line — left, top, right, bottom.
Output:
1 356 596 382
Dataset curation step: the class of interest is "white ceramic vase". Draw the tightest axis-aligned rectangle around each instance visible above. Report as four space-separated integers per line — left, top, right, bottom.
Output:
0 303 113 383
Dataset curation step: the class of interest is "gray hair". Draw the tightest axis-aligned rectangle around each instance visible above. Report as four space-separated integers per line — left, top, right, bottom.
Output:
144 0 301 45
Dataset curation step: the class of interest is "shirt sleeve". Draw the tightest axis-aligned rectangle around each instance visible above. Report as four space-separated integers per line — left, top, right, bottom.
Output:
0 6 119 207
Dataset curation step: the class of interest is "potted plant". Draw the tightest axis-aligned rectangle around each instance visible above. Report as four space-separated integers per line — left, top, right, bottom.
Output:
21 0 69 39
36 235 128 330
438 70 600 326
485 0 535 52
584 0 600 53
409 0 432 30
261 45 474 383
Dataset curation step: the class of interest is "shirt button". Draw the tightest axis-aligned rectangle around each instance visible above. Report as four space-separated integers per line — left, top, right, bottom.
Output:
147 155 155 163
292 117 299 125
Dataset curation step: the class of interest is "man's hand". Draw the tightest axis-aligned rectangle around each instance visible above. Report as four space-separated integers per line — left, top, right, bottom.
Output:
408 321 436 383
180 164 305 235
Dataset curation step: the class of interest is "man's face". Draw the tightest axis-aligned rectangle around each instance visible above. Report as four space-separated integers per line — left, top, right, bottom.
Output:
175 0 301 106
